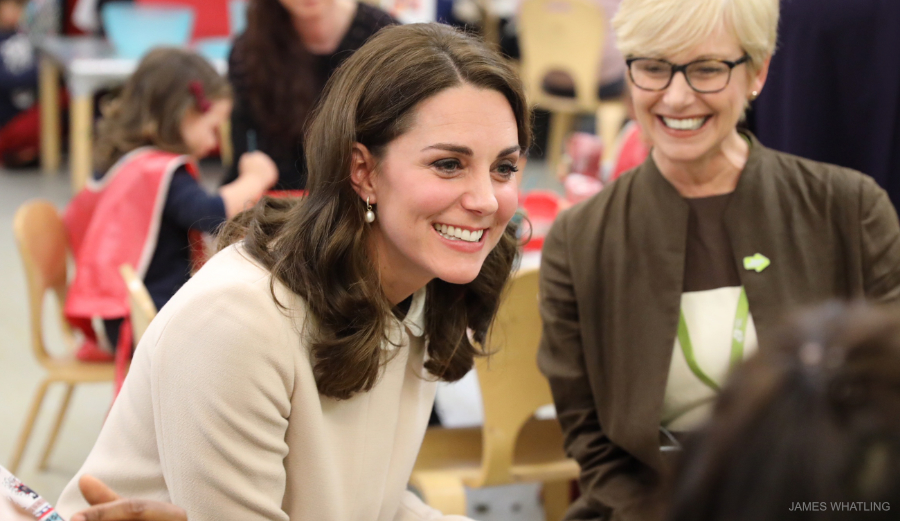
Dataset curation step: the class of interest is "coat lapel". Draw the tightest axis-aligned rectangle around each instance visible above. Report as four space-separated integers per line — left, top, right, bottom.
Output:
584 157 690 471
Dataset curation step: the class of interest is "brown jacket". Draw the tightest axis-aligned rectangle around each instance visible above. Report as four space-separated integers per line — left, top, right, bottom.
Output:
537 135 900 521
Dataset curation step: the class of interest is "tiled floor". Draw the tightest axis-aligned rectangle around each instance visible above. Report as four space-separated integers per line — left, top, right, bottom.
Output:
0 159 561 518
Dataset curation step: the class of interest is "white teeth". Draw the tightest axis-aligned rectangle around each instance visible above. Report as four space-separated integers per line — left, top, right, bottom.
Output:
433 224 484 243
662 116 706 130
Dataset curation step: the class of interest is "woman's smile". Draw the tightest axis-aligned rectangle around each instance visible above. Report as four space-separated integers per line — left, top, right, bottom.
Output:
432 223 487 243
658 115 710 132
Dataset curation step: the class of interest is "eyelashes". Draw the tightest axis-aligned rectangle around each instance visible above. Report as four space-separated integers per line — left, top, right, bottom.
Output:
430 159 520 178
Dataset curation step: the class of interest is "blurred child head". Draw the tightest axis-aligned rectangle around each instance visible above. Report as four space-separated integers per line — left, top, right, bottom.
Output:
669 302 900 521
0 0 27 29
94 47 232 173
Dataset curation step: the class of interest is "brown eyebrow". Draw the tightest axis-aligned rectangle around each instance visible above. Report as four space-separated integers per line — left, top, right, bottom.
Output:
423 143 473 155
497 145 522 158
422 143 522 158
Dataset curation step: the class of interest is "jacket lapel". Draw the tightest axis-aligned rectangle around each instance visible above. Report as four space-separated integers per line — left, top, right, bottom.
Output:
583 158 690 471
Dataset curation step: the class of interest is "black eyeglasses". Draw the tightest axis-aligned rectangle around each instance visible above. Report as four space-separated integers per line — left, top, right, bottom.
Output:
626 54 751 93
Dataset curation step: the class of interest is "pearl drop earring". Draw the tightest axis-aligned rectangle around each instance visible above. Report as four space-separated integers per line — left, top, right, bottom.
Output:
365 197 376 223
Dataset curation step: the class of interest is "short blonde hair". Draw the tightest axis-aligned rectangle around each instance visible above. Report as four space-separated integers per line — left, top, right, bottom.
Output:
612 0 779 72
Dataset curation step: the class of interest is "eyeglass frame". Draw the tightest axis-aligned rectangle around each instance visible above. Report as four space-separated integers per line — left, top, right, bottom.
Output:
625 54 752 94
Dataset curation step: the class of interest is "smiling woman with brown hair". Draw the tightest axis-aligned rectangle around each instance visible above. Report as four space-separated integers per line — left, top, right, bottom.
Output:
56 23 531 521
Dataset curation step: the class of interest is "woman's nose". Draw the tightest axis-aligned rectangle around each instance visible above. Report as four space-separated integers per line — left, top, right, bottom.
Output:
662 71 696 108
461 170 499 215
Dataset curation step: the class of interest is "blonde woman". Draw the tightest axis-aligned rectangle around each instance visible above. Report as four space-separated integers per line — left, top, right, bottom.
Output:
537 0 900 520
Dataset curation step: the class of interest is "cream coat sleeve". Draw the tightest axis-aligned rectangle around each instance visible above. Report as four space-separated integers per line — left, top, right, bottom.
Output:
148 272 296 520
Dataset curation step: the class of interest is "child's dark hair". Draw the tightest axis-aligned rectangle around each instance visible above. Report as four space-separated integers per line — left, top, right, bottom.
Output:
94 48 231 173
670 301 900 521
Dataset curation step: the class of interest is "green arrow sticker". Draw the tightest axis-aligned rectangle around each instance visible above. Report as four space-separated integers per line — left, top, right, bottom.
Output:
743 253 770 273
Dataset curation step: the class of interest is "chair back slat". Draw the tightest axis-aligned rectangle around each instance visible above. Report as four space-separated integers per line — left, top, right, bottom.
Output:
119 264 157 344
13 200 73 363
519 0 607 109
474 267 555 485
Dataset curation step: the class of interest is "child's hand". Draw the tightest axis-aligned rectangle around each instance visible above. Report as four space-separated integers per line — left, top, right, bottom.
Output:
238 151 278 190
221 151 279 217
71 475 187 521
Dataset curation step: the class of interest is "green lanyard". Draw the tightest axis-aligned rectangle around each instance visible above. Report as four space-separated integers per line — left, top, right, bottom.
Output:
676 287 749 392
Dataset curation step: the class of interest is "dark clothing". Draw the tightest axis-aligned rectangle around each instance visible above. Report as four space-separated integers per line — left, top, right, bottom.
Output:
223 3 396 190
682 193 740 292
747 0 900 209
537 133 900 521
0 30 38 128
143 167 225 310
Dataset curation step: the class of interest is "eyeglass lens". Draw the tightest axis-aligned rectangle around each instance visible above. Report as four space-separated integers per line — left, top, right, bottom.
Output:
630 59 734 93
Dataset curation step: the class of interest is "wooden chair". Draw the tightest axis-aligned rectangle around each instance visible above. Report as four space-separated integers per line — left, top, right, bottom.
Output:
518 0 628 172
119 264 157 344
8 200 115 473
410 268 579 520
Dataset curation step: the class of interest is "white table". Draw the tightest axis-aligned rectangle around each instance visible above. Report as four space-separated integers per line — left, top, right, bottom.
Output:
35 36 227 193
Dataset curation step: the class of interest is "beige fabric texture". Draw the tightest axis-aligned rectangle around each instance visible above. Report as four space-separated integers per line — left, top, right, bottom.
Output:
57 245 471 521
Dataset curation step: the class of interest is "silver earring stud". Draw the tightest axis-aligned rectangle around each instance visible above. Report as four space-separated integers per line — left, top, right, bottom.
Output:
365 196 376 223
750 90 759 100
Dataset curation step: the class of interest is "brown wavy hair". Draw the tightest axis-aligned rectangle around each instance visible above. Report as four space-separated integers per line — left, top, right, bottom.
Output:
230 0 320 155
219 23 532 400
93 48 232 173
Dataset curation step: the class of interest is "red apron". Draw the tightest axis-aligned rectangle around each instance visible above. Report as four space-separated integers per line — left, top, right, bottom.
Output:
64 148 205 393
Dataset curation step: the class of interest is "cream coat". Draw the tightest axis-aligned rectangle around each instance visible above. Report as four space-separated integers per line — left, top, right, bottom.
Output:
57 245 470 521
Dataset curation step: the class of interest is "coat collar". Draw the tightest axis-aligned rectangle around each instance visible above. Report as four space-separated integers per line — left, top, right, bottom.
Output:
384 287 427 352
402 287 427 338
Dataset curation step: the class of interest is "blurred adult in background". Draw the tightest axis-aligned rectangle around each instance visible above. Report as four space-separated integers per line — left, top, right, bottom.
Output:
221 0 397 190
537 0 900 519
747 0 900 210
670 302 900 521
0 0 39 167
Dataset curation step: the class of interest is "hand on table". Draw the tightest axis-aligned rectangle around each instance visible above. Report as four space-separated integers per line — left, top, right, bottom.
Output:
221 151 279 217
70 475 187 521
237 151 278 191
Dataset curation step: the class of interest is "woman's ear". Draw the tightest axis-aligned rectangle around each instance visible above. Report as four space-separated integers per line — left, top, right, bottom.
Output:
751 56 772 97
350 143 378 203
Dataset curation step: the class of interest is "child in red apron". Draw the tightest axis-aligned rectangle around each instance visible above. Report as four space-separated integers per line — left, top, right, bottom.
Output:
64 48 277 391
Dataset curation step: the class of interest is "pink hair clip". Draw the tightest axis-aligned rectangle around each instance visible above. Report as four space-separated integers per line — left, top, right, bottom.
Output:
189 80 211 113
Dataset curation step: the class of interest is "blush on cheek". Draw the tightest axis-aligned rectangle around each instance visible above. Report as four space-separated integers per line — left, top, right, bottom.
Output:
495 189 519 227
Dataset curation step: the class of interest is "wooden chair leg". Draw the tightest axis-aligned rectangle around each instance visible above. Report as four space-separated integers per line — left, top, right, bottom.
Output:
8 378 52 474
409 472 467 515
38 383 74 470
542 479 572 521
547 112 575 176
